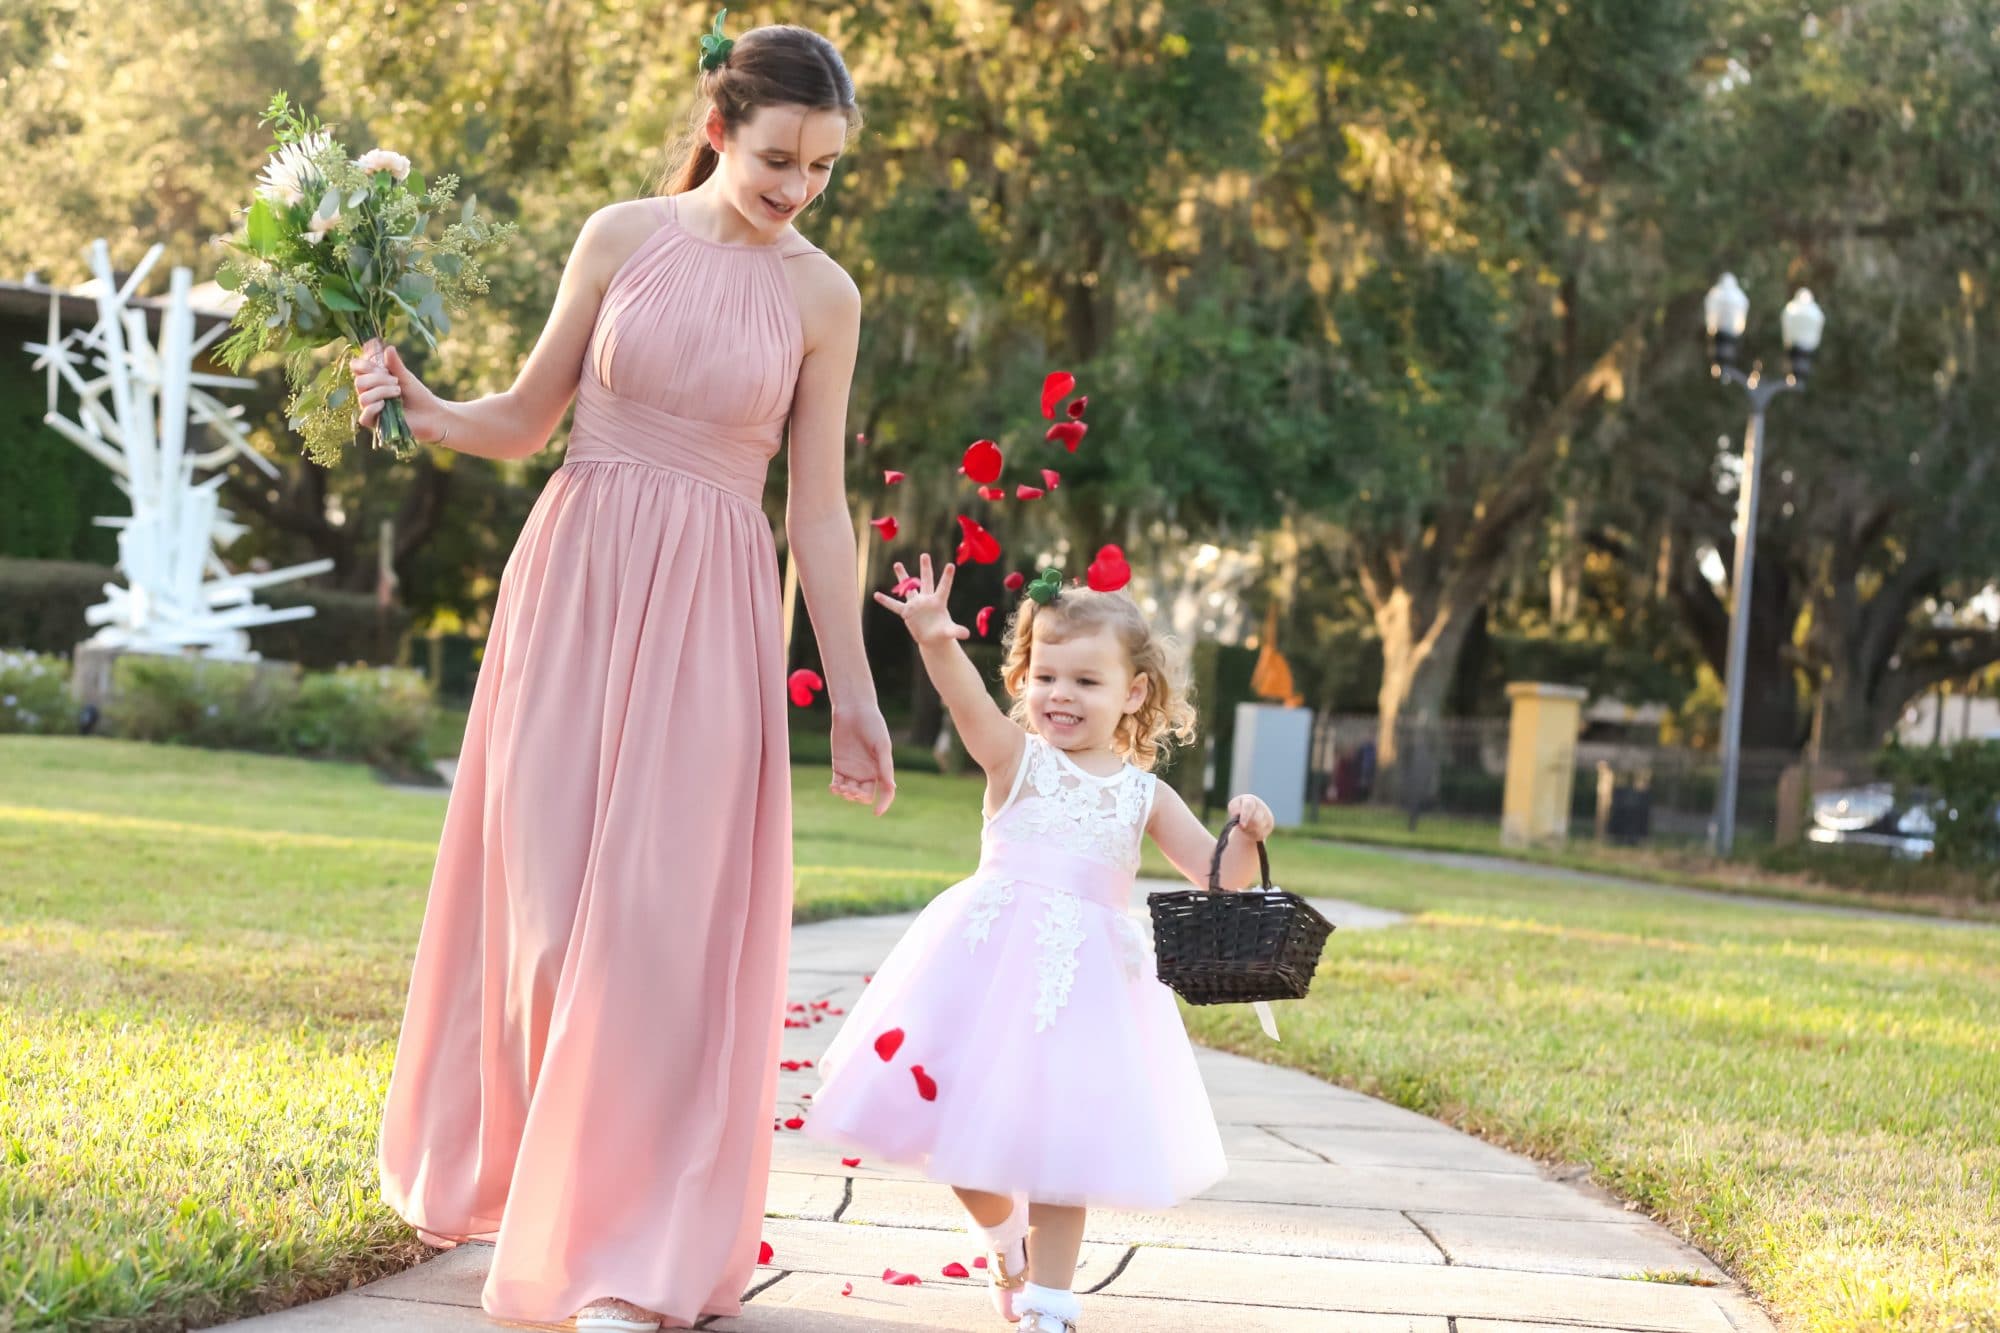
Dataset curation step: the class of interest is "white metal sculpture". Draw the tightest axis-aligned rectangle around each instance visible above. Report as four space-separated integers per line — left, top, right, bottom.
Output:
24 240 333 660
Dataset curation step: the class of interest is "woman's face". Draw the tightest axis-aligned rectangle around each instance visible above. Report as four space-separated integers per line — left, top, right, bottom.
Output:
707 102 849 235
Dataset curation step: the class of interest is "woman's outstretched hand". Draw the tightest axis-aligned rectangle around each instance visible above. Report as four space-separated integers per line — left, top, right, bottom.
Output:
872 553 968 646
829 703 897 816
350 339 450 443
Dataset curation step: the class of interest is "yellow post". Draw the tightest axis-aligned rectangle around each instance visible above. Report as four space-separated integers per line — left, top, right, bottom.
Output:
1501 682 1588 849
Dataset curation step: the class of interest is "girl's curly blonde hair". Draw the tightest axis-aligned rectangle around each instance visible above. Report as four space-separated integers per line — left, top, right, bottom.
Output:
999 588 1198 772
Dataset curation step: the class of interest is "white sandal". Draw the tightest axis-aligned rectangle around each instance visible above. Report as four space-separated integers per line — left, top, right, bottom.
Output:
573 1297 661 1331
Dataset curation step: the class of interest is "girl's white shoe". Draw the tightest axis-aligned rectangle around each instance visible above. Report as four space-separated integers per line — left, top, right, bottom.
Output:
1018 1312 1076 1333
573 1296 661 1330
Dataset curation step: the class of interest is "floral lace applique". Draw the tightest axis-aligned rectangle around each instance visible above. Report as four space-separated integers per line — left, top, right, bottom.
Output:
963 878 1015 951
997 740 1150 871
1031 890 1087 1032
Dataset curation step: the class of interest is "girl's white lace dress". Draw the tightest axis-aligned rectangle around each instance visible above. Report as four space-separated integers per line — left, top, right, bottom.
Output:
803 733 1228 1208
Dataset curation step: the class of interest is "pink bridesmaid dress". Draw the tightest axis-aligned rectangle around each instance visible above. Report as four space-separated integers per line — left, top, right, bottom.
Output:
378 194 824 1328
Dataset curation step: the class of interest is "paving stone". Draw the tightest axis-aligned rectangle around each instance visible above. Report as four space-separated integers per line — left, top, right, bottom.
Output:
1409 1212 1730 1281
334 1244 489 1309
1265 1125 1546 1175
715 1271 1450 1332
1109 1248 1741 1333
1190 1157 1619 1222
764 1170 848 1220
753 1216 1126 1288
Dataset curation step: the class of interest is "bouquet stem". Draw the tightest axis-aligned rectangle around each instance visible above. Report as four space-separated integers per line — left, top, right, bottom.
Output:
372 389 418 460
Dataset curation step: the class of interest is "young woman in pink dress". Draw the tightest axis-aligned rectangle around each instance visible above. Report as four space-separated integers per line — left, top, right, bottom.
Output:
349 21 893 1331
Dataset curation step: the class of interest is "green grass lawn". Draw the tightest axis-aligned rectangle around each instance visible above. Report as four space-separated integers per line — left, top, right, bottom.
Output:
3 736 1996 1331
1304 804 2000 925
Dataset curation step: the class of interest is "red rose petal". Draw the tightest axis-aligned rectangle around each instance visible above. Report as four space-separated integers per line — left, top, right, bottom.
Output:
802 1092 812 1099
942 1262 970 1278
911 1064 938 1101
976 605 995 636
784 1116 805 1129
870 515 899 540
873 1028 904 1061
1004 571 1026 591
1045 421 1087 452
759 1241 774 1264
883 1269 922 1286
780 1060 802 1070
786 668 824 708
1015 485 1044 501
963 439 1003 484
955 516 1001 564
1042 468 1061 490
863 975 872 984
1066 395 1089 419
891 576 921 597
841 1282 853 1296
1041 370 1076 418
973 1256 989 1270
883 469 905 485
803 1059 815 1066
978 484 1006 501
841 1156 862 1167
1087 543 1132 592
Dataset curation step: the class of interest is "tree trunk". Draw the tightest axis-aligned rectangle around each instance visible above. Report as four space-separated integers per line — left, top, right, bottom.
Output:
1371 585 1481 810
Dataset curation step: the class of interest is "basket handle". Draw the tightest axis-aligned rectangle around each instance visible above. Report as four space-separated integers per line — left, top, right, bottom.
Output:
1206 813 1273 893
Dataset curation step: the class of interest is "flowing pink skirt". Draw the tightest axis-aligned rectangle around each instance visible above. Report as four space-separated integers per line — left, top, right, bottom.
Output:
378 458 792 1327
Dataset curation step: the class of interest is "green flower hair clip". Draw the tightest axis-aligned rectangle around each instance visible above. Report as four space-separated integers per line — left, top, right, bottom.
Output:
1025 567 1065 606
699 8 734 72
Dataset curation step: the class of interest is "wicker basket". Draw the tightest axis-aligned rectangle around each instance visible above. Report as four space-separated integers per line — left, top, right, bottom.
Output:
1147 815 1335 1005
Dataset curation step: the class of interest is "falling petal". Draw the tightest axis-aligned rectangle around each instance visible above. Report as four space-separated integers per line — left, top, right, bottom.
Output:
891 577 922 597
788 669 825 707
1004 572 1026 591
963 439 1004 484
870 516 899 540
1087 544 1132 592
1040 370 1076 418
1042 468 1061 490
978 485 1006 501
759 1241 774 1264
1066 395 1089 419
1045 421 1087 452
883 469 905 484
976 606 995 636
873 1028 905 1061
911 1064 939 1101
1015 485 1044 501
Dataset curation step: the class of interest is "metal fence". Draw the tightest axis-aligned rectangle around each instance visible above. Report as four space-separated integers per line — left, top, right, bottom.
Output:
1304 712 1874 850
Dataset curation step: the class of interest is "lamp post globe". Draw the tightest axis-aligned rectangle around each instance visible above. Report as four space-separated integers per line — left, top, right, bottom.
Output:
1705 273 1750 371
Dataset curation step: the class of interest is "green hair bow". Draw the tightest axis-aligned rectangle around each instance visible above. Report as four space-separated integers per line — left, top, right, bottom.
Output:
699 9 735 71
1025 568 1065 605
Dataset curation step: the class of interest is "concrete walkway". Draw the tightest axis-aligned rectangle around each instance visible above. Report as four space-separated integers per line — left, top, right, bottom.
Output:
236 883 1776 1333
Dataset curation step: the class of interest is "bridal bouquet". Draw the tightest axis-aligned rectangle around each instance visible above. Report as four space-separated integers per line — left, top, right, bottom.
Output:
215 93 516 464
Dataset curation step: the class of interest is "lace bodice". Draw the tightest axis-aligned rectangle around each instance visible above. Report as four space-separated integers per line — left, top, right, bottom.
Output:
985 733 1157 874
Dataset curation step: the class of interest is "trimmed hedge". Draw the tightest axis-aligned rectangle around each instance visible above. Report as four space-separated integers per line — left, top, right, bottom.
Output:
105 655 435 775
0 649 74 735
0 558 408 668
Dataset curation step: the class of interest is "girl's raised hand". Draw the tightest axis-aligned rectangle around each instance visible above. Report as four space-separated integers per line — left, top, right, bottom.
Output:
872 553 968 646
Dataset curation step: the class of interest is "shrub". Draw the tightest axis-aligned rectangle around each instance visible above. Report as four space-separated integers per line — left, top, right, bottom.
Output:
104 654 435 774
0 649 74 735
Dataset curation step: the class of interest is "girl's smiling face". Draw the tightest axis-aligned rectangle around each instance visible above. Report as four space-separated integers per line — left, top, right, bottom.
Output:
1026 628 1149 753
708 102 848 233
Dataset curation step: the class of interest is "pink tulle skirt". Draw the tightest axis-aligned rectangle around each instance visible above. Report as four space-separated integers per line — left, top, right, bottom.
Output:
803 843 1227 1209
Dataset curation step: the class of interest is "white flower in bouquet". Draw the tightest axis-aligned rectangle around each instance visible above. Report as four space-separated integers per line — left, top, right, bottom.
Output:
215 93 516 464
255 130 332 207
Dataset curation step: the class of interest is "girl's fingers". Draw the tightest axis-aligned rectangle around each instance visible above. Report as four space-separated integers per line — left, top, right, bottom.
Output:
937 563 956 596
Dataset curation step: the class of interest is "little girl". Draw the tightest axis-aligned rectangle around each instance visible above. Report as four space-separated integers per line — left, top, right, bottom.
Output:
803 554 1277 1333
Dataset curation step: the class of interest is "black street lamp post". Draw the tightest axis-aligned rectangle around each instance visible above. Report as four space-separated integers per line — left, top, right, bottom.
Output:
1704 274 1826 857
